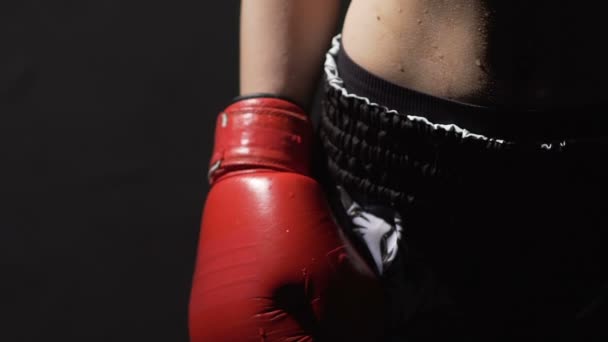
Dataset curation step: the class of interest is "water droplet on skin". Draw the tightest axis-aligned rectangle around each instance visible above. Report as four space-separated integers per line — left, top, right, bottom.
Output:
475 58 482 67
285 229 290 233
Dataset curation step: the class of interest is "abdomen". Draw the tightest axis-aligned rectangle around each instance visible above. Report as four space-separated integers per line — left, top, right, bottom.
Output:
341 0 608 109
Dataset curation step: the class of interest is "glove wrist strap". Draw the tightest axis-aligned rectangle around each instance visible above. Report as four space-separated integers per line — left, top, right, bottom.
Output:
209 97 312 184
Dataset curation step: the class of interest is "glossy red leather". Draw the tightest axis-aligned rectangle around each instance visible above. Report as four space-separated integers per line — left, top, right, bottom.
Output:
209 98 312 184
189 98 384 341
189 172 384 341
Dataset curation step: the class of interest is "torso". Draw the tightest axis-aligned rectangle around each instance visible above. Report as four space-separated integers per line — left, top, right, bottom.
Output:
342 0 608 109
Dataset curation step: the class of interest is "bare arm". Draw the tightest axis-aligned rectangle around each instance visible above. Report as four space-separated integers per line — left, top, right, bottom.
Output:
240 0 342 108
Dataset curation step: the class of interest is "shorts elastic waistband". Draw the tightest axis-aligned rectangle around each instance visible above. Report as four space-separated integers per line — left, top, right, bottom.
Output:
330 35 607 142
319 35 608 206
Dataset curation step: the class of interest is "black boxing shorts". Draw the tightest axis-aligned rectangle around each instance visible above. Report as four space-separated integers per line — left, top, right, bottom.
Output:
313 35 608 340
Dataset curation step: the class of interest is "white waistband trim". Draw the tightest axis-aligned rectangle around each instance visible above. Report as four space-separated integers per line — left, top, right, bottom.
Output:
324 35 565 150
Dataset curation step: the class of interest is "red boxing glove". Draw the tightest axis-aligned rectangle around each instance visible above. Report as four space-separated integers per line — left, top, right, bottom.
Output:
189 97 385 341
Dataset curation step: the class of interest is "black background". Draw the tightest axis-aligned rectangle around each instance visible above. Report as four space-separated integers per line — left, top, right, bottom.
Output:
1 1 349 341
1 1 237 341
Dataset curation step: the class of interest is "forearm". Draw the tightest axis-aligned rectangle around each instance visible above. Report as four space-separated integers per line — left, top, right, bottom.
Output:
239 0 341 108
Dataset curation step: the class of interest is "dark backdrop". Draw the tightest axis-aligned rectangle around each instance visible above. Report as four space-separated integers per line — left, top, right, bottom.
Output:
1 1 237 341
1 1 349 341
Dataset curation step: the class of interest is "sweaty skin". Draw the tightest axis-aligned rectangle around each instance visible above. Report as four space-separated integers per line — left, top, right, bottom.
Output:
342 0 608 109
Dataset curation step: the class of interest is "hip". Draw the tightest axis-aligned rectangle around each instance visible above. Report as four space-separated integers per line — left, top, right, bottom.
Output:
315 35 608 339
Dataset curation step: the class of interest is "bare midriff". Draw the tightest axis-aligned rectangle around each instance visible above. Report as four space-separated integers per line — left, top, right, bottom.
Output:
342 0 607 109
